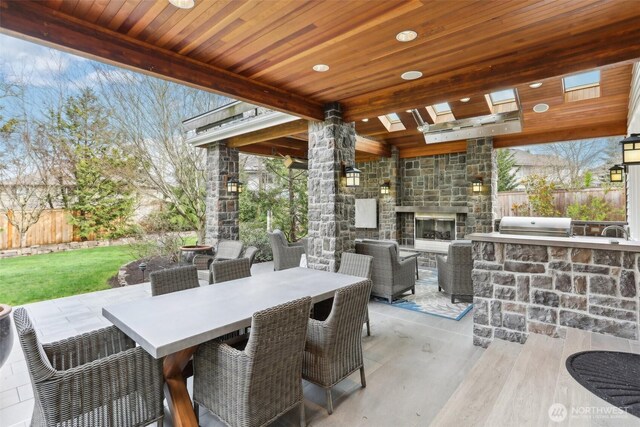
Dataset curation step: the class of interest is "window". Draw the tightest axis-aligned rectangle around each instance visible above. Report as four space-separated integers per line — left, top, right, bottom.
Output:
489 89 516 105
563 70 600 91
563 70 600 102
432 102 451 115
385 112 402 123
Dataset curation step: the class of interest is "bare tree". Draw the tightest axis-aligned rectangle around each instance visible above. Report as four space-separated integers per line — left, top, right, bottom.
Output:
0 130 53 248
91 65 227 243
539 138 616 189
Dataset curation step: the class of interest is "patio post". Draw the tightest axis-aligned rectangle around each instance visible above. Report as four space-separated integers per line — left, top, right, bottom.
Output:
204 141 240 246
306 102 357 272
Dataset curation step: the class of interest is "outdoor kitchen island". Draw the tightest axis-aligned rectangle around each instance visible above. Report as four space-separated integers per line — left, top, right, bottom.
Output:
468 232 640 348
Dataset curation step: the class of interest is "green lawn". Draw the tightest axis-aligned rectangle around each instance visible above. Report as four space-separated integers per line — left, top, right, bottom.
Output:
0 245 137 306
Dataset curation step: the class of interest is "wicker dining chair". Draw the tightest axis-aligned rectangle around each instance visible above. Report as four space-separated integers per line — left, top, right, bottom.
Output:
243 245 259 266
193 297 312 427
211 258 252 284
268 229 306 271
337 252 374 336
302 279 372 415
149 265 200 296
13 307 165 427
215 240 245 260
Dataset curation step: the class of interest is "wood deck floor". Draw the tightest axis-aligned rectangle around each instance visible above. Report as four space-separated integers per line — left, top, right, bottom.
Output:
432 328 640 427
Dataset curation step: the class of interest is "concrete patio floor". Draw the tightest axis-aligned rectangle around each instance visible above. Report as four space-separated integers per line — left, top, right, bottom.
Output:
0 262 479 427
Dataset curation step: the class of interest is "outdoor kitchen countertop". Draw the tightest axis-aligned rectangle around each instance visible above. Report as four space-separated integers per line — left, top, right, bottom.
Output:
467 232 640 252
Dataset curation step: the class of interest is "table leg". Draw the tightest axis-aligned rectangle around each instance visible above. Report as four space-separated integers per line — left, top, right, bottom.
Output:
163 346 199 427
415 258 419 279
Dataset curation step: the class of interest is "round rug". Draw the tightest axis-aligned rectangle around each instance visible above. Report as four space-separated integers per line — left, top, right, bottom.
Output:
566 350 640 418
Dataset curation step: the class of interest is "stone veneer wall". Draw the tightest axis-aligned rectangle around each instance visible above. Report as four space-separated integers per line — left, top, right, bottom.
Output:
353 138 496 267
205 142 239 245
354 147 400 241
472 241 640 347
307 103 356 272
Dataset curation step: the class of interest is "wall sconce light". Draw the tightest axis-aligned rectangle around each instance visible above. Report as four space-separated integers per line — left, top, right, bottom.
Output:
226 176 243 193
621 134 640 165
344 165 361 187
472 177 483 193
609 164 626 183
380 181 390 195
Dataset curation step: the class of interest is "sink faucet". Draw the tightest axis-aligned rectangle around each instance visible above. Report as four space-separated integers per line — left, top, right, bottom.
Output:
601 225 630 240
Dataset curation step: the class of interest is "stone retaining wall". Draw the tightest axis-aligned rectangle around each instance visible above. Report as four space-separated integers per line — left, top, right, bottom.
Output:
472 241 640 347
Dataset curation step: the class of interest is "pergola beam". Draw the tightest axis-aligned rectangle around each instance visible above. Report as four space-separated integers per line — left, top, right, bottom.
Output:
355 135 391 157
342 18 640 121
226 120 309 148
0 0 324 121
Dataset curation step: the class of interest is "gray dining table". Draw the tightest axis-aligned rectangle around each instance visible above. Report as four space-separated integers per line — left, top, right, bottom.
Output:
102 267 368 427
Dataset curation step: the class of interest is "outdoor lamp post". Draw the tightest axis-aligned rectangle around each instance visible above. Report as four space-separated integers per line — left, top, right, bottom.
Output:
139 262 147 282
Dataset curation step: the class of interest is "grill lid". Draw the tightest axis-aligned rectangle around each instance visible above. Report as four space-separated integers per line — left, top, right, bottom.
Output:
499 216 572 237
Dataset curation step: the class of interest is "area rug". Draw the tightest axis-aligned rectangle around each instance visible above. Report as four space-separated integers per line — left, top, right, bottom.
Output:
375 268 473 321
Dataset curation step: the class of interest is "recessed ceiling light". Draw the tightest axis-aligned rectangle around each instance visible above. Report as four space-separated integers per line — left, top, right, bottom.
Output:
312 64 330 72
401 71 422 80
396 30 418 42
533 103 549 113
460 97 471 103
362 118 369 122
529 82 543 88
405 109 412 113
168 0 195 9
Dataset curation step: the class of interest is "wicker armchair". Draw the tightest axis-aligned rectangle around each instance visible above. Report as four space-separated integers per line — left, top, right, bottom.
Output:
149 265 200 296
268 230 306 271
194 240 245 282
13 307 164 427
193 297 312 427
302 279 372 414
211 258 252 284
243 245 259 266
436 240 473 303
216 240 244 260
355 242 415 303
337 252 374 336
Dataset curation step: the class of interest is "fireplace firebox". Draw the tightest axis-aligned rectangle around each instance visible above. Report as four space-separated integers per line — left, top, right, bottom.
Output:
415 213 456 251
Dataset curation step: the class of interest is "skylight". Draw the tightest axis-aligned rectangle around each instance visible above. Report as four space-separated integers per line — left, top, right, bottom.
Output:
489 89 516 105
563 70 600 91
432 102 451 115
386 113 402 123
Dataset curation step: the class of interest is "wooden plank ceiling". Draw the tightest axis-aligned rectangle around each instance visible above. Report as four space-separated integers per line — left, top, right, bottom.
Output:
0 0 637 160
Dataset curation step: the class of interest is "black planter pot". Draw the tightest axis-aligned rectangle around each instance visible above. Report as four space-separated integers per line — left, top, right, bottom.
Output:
0 304 13 369
179 245 214 264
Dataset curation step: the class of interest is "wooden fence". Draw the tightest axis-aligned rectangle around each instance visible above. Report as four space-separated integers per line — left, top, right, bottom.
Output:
0 209 88 250
497 188 626 219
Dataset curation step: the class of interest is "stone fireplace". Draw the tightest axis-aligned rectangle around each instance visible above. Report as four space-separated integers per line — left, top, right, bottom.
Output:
415 213 456 251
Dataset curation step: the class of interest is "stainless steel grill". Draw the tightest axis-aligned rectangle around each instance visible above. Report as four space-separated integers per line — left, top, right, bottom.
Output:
499 216 572 237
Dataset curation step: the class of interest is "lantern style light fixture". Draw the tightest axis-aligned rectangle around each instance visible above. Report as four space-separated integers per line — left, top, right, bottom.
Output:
380 181 391 195
344 165 361 187
609 164 626 183
472 177 483 193
621 134 640 165
226 176 243 194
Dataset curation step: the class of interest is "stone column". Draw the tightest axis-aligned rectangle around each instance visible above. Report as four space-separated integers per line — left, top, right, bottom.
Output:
466 137 497 234
204 141 239 246
379 146 400 240
307 103 356 272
